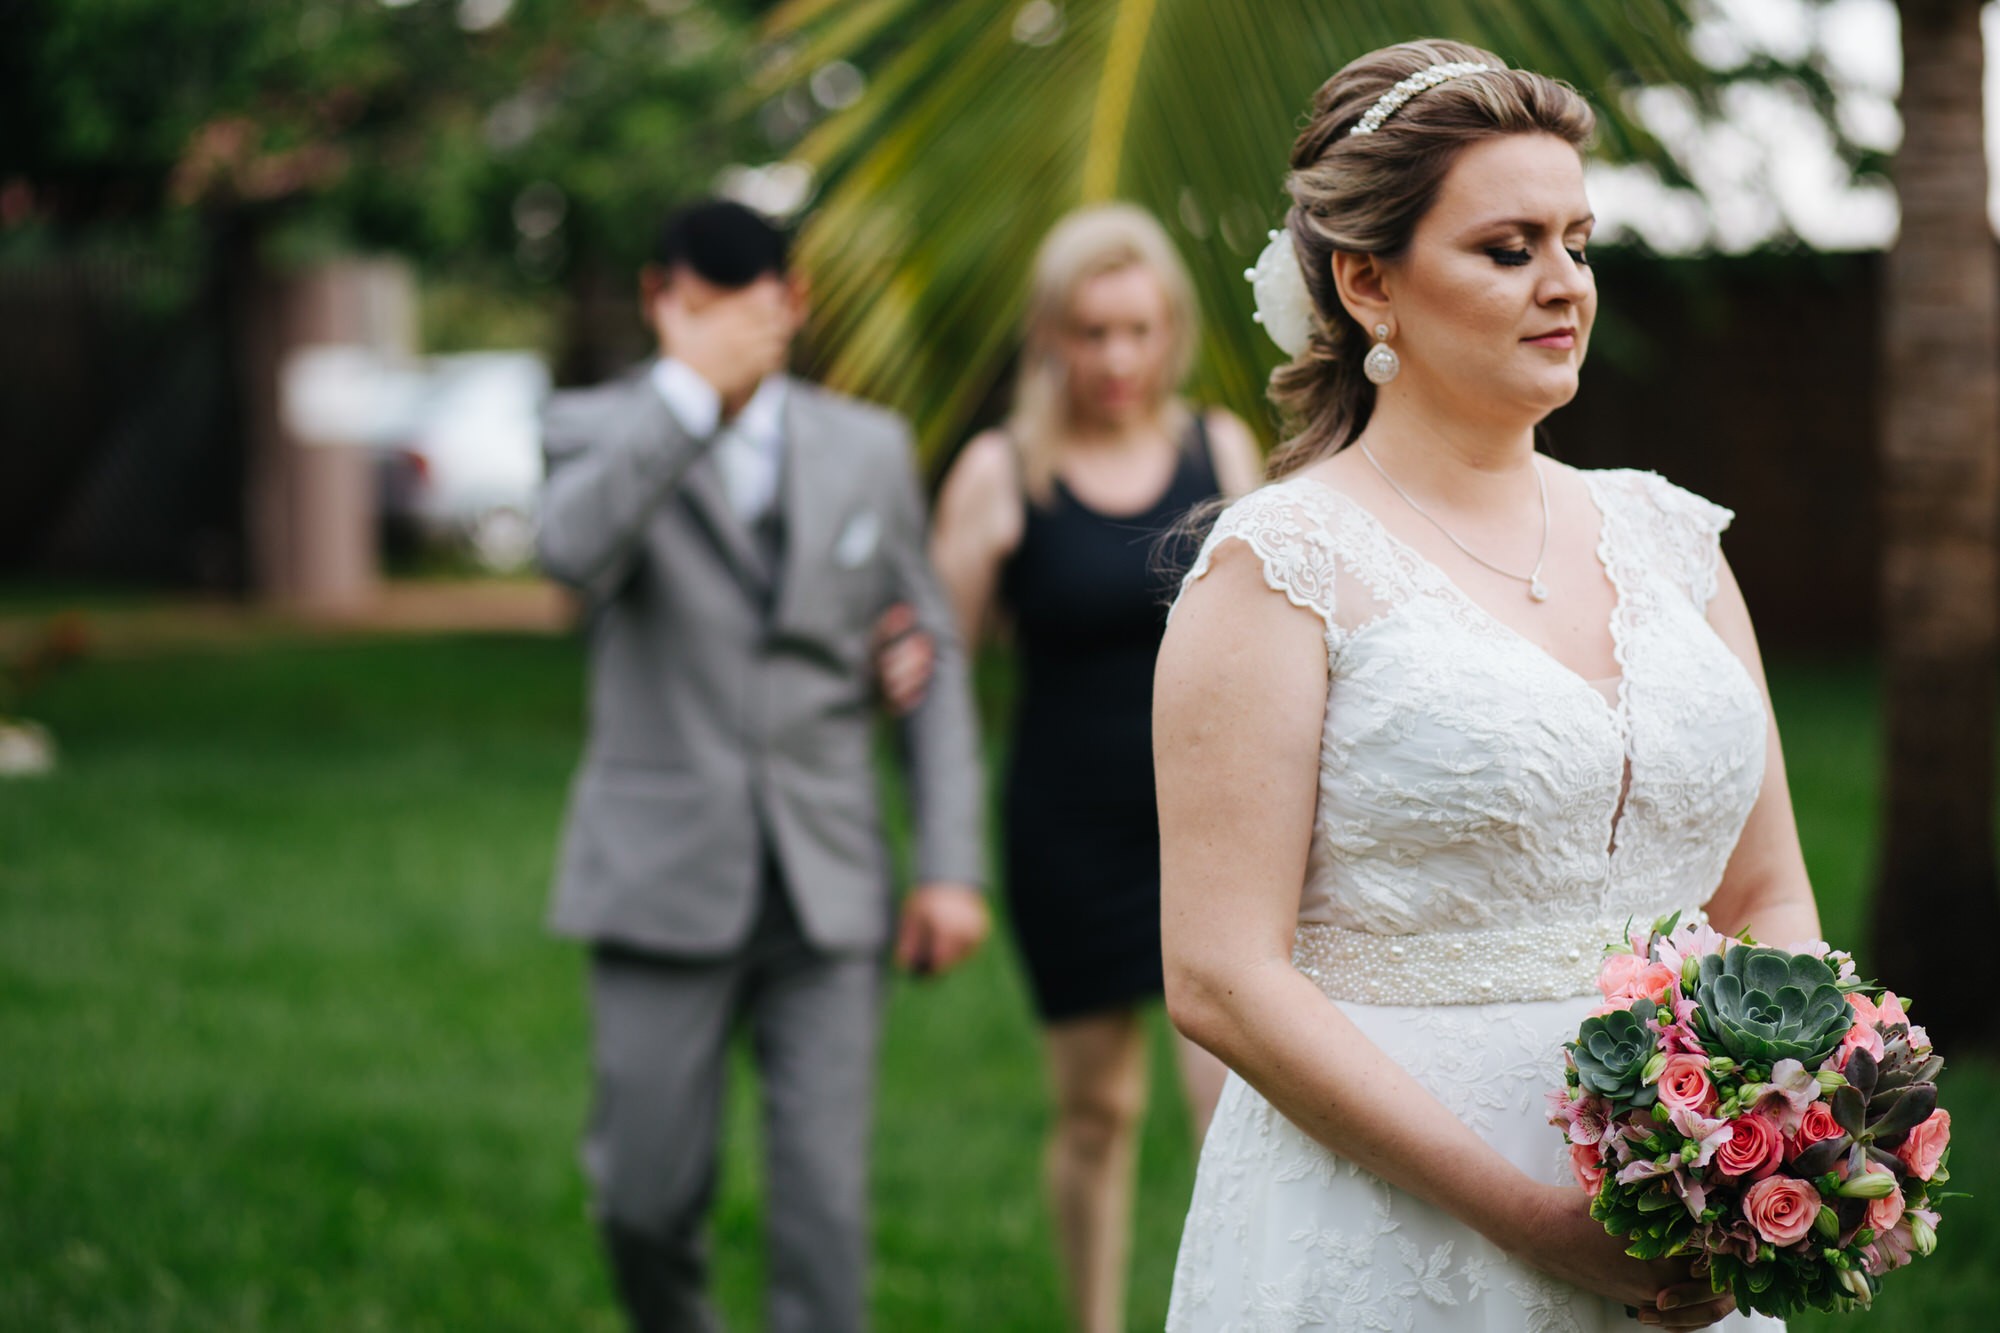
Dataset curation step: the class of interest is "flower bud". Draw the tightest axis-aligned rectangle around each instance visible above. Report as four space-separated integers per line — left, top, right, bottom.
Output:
1837 1170 1898 1200
1814 1206 1839 1241
1708 1056 1737 1077
1682 955 1702 988
1837 1268 1874 1304
1910 1213 1937 1256
1641 1051 1667 1085
1651 1102 1672 1124
1816 1070 1849 1093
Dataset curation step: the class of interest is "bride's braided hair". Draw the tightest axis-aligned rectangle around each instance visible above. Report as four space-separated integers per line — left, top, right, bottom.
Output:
1266 40 1595 480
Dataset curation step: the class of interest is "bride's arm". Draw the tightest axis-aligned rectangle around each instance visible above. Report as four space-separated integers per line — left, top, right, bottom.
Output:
1695 555 1823 948
1155 541 1728 1328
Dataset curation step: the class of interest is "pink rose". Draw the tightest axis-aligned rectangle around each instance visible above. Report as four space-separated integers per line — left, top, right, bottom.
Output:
1656 1053 1717 1115
1877 992 1910 1028
1714 1112 1784 1181
1570 1143 1606 1194
1863 1165 1906 1234
1838 1020 1885 1069
1896 1109 1952 1181
1786 1102 1844 1160
1845 991 1883 1026
1597 954 1677 1008
1742 1175 1821 1248
1596 952 1647 997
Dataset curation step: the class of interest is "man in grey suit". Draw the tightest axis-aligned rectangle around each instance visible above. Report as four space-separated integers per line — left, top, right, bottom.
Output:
536 200 990 1333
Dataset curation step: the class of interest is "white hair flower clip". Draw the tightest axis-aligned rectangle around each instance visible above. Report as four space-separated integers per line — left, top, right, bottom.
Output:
1245 229 1314 359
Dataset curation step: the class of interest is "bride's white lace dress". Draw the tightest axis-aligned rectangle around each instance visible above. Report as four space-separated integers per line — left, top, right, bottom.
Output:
1165 467 1786 1332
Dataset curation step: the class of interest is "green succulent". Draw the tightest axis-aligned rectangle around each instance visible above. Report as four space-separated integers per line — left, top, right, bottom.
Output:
1571 1000 1659 1111
1692 948 1851 1067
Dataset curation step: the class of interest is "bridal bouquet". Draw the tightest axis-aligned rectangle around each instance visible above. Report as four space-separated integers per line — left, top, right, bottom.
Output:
1547 914 1954 1317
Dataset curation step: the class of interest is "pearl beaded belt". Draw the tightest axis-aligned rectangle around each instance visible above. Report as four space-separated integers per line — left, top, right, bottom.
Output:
1290 919 1624 1007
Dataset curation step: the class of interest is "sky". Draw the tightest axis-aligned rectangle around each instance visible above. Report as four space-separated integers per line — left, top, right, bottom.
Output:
1588 0 1998 253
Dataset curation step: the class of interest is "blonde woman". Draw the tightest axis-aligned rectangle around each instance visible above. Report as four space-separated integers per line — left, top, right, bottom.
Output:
928 203 1261 1332
1158 39 1816 1331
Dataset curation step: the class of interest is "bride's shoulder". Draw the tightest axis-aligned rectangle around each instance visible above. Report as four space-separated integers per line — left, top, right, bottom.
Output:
1178 475 1354 629
1571 464 1735 610
1208 471 1356 535
1573 464 1734 537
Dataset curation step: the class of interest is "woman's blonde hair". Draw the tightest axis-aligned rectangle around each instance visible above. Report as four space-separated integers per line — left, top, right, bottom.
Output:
1005 203 1200 503
1267 39 1594 478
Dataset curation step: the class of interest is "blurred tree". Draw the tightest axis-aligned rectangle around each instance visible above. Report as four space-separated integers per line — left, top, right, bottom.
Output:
757 0 1759 458
1872 0 2000 1050
4 0 772 271
1 1 811 592
1 0 798 378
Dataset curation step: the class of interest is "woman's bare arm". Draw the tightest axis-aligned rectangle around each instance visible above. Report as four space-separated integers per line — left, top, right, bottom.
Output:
928 431 1024 649
1696 555 1823 948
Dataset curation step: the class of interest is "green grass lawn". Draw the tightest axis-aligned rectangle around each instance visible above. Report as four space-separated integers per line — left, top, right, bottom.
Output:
0 636 1992 1330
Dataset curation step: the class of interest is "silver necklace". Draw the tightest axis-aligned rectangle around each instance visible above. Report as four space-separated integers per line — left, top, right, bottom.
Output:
1358 442 1552 602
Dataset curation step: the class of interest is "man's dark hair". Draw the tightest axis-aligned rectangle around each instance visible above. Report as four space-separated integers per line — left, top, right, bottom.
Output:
652 199 790 288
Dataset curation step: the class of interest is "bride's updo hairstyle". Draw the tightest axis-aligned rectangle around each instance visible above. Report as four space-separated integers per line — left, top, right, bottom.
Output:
1268 39 1594 479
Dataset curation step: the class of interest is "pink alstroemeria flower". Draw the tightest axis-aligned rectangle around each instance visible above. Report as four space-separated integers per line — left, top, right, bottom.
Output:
1671 1106 1735 1169
1755 1059 1822 1136
1863 1209 1924 1275
1544 1087 1611 1145
1567 1097 1610 1146
1618 1108 1734 1219
1647 991 1707 1056
1657 920 1729 977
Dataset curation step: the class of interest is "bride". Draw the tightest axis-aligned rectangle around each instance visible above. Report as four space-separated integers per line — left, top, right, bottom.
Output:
1157 40 1821 1332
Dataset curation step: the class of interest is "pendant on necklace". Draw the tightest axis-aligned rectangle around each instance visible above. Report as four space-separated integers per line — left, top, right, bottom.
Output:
1530 577 1550 603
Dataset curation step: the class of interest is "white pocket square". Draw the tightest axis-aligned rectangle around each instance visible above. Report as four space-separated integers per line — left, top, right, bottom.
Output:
833 510 882 569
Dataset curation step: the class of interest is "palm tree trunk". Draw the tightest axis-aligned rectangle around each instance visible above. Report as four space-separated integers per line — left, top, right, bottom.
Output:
1873 0 2000 1050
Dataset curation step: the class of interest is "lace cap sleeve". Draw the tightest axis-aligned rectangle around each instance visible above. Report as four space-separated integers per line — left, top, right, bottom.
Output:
1171 482 1344 635
1632 471 1734 613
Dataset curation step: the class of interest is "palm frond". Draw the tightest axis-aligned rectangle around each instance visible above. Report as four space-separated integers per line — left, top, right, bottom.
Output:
766 0 1713 461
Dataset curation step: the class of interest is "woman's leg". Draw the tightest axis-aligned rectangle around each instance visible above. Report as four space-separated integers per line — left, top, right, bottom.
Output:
1172 1029 1229 1146
1043 1008 1150 1333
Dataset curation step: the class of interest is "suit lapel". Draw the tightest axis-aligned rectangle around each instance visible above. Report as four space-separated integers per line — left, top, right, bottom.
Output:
773 382 846 630
627 377 773 593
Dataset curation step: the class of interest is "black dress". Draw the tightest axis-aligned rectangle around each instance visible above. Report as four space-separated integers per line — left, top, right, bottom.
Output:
998 415 1223 1022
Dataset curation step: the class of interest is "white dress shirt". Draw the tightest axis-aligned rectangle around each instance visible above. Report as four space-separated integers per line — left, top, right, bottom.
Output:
650 358 788 524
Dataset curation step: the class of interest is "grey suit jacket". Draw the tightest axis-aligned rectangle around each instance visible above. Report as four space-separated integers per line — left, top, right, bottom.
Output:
537 370 986 956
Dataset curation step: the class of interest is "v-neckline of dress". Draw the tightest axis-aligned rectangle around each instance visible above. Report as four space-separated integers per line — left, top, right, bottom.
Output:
1292 468 1635 857
1291 470 1628 714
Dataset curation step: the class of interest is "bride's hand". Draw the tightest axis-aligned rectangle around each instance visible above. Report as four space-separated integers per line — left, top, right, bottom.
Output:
1508 1186 1738 1329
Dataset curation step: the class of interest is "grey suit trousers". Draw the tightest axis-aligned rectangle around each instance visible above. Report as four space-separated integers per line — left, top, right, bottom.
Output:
585 862 883 1333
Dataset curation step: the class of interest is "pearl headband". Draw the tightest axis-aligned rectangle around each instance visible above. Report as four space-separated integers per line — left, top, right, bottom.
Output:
1349 60 1497 136
1245 61 1500 357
